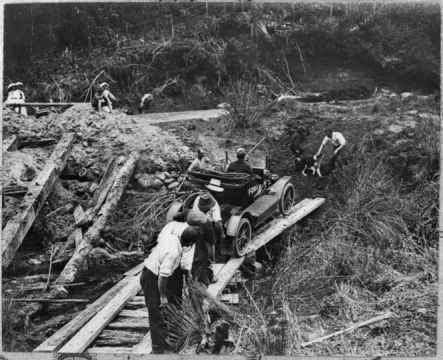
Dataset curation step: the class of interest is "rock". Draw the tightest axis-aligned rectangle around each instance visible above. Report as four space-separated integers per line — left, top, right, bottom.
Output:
155 172 166 182
153 179 163 189
389 93 398 98
89 182 99 193
164 178 174 185
28 258 42 265
82 141 89 147
137 174 154 189
373 129 385 136
388 124 404 134
217 102 232 110
167 181 180 190
163 171 172 178
170 171 179 179
400 92 414 99
406 110 418 115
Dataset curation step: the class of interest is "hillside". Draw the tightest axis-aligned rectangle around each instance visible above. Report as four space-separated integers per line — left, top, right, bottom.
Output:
2 2 440 356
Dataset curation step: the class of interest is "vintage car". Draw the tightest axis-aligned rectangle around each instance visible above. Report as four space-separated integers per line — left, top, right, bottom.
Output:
166 162 295 257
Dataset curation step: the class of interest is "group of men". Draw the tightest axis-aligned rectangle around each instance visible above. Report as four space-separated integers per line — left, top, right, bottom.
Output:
140 191 227 353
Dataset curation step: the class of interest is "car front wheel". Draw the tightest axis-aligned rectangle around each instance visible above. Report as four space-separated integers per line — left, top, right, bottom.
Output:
279 183 295 215
234 217 252 257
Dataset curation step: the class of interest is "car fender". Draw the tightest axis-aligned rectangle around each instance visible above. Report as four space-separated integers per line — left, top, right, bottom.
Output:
267 176 292 198
226 213 250 237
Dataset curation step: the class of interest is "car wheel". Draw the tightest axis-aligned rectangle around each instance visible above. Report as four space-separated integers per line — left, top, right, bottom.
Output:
166 202 183 223
234 218 252 257
279 183 295 215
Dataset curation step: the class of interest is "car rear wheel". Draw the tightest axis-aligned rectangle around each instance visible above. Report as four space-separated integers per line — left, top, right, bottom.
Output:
234 218 252 257
279 183 295 215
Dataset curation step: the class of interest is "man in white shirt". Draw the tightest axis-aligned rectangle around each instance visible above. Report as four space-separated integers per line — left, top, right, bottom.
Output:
315 129 347 160
99 82 118 113
140 226 201 354
6 82 27 116
187 149 211 172
138 93 154 113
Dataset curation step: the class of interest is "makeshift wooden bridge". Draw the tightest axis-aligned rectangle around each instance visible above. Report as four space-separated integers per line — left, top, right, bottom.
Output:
34 197 324 354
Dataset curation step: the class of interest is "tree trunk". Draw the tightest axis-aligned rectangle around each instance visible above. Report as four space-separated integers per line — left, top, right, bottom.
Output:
54 151 139 286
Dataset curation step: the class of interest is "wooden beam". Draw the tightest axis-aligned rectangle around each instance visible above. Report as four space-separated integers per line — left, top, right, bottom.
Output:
88 157 117 208
34 262 144 352
55 151 139 285
5 102 83 107
3 135 18 152
107 318 149 330
206 257 245 298
120 309 148 318
132 332 152 354
2 185 28 197
11 298 89 304
58 276 141 353
124 262 144 276
2 133 75 270
95 330 145 346
73 205 87 226
87 347 133 353
244 197 325 253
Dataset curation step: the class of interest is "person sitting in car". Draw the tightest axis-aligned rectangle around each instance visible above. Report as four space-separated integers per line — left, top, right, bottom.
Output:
227 148 253 175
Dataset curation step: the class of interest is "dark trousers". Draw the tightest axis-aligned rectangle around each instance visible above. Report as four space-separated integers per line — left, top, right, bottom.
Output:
140 268 165 354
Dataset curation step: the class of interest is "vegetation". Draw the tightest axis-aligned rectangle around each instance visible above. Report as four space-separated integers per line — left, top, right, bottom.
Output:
4 2 440 112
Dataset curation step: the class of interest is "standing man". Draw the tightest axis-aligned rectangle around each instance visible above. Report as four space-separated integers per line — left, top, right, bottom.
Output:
314 129 346 161
99 82 118 113
138 93 154 113
227 148 253 175
140 226 201 354
6 82 27 116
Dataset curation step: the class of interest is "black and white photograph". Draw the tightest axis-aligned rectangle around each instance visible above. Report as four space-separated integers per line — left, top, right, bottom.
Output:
1 0 440 358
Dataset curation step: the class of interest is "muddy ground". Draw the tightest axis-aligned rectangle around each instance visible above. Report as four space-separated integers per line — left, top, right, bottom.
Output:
2 68 439 354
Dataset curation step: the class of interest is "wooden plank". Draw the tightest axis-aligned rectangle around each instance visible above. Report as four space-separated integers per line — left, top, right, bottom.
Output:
220 293 240 304
87 347 133 353
88 157 117 208
206 257 245 298
2 185 28 197
95 329 145 346
211 263 225 277
107 318 149 330
74 228 83 248
34 275 133 352
124 262 144 276
58 276 141 353
244 197 325 253
3 135 18 152
2 133 75 270
132 332 152 354
5 102 82 107
120 309 148 318
73 205 87 226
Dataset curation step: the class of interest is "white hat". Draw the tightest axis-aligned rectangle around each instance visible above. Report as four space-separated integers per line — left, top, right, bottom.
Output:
16 82 23 86
7 83 17 89
99 82 109 88
205 178 224 193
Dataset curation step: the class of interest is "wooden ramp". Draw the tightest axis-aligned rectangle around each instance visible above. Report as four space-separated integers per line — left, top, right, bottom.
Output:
131 109 228 125
34 197 324 354
2 133 75 270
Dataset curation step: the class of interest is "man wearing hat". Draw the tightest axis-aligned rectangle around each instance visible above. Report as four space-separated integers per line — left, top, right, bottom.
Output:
6 82 27 116
138 92 154 113
140 226 201 354
99 82 118 113
187 149 211 172
227 148 253 175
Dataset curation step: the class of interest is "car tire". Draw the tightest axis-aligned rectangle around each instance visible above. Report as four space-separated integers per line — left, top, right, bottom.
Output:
279 183 295 215
234 218 252 257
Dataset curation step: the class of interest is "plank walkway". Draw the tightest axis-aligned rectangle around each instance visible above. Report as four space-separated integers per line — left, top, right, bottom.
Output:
131 109 228 125
34 197 324 354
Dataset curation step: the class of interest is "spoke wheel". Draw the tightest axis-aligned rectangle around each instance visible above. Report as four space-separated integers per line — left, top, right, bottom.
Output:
279 183 295 215
234 218 252 257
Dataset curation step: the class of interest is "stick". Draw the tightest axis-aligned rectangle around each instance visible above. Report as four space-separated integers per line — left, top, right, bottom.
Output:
300 312 395 348
84 70 105 102
247 137 266 155
295 40 307 76
45 244 55 291
45 203 74 219
10 298 90 304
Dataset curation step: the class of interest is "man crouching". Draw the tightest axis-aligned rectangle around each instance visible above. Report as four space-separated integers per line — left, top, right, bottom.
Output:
140 226 202 354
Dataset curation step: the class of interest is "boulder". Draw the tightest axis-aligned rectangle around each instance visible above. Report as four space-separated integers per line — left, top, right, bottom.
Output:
167 181 180 190
153 179 164 190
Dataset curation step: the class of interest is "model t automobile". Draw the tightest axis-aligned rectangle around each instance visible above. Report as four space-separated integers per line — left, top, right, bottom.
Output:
167 161 295 257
